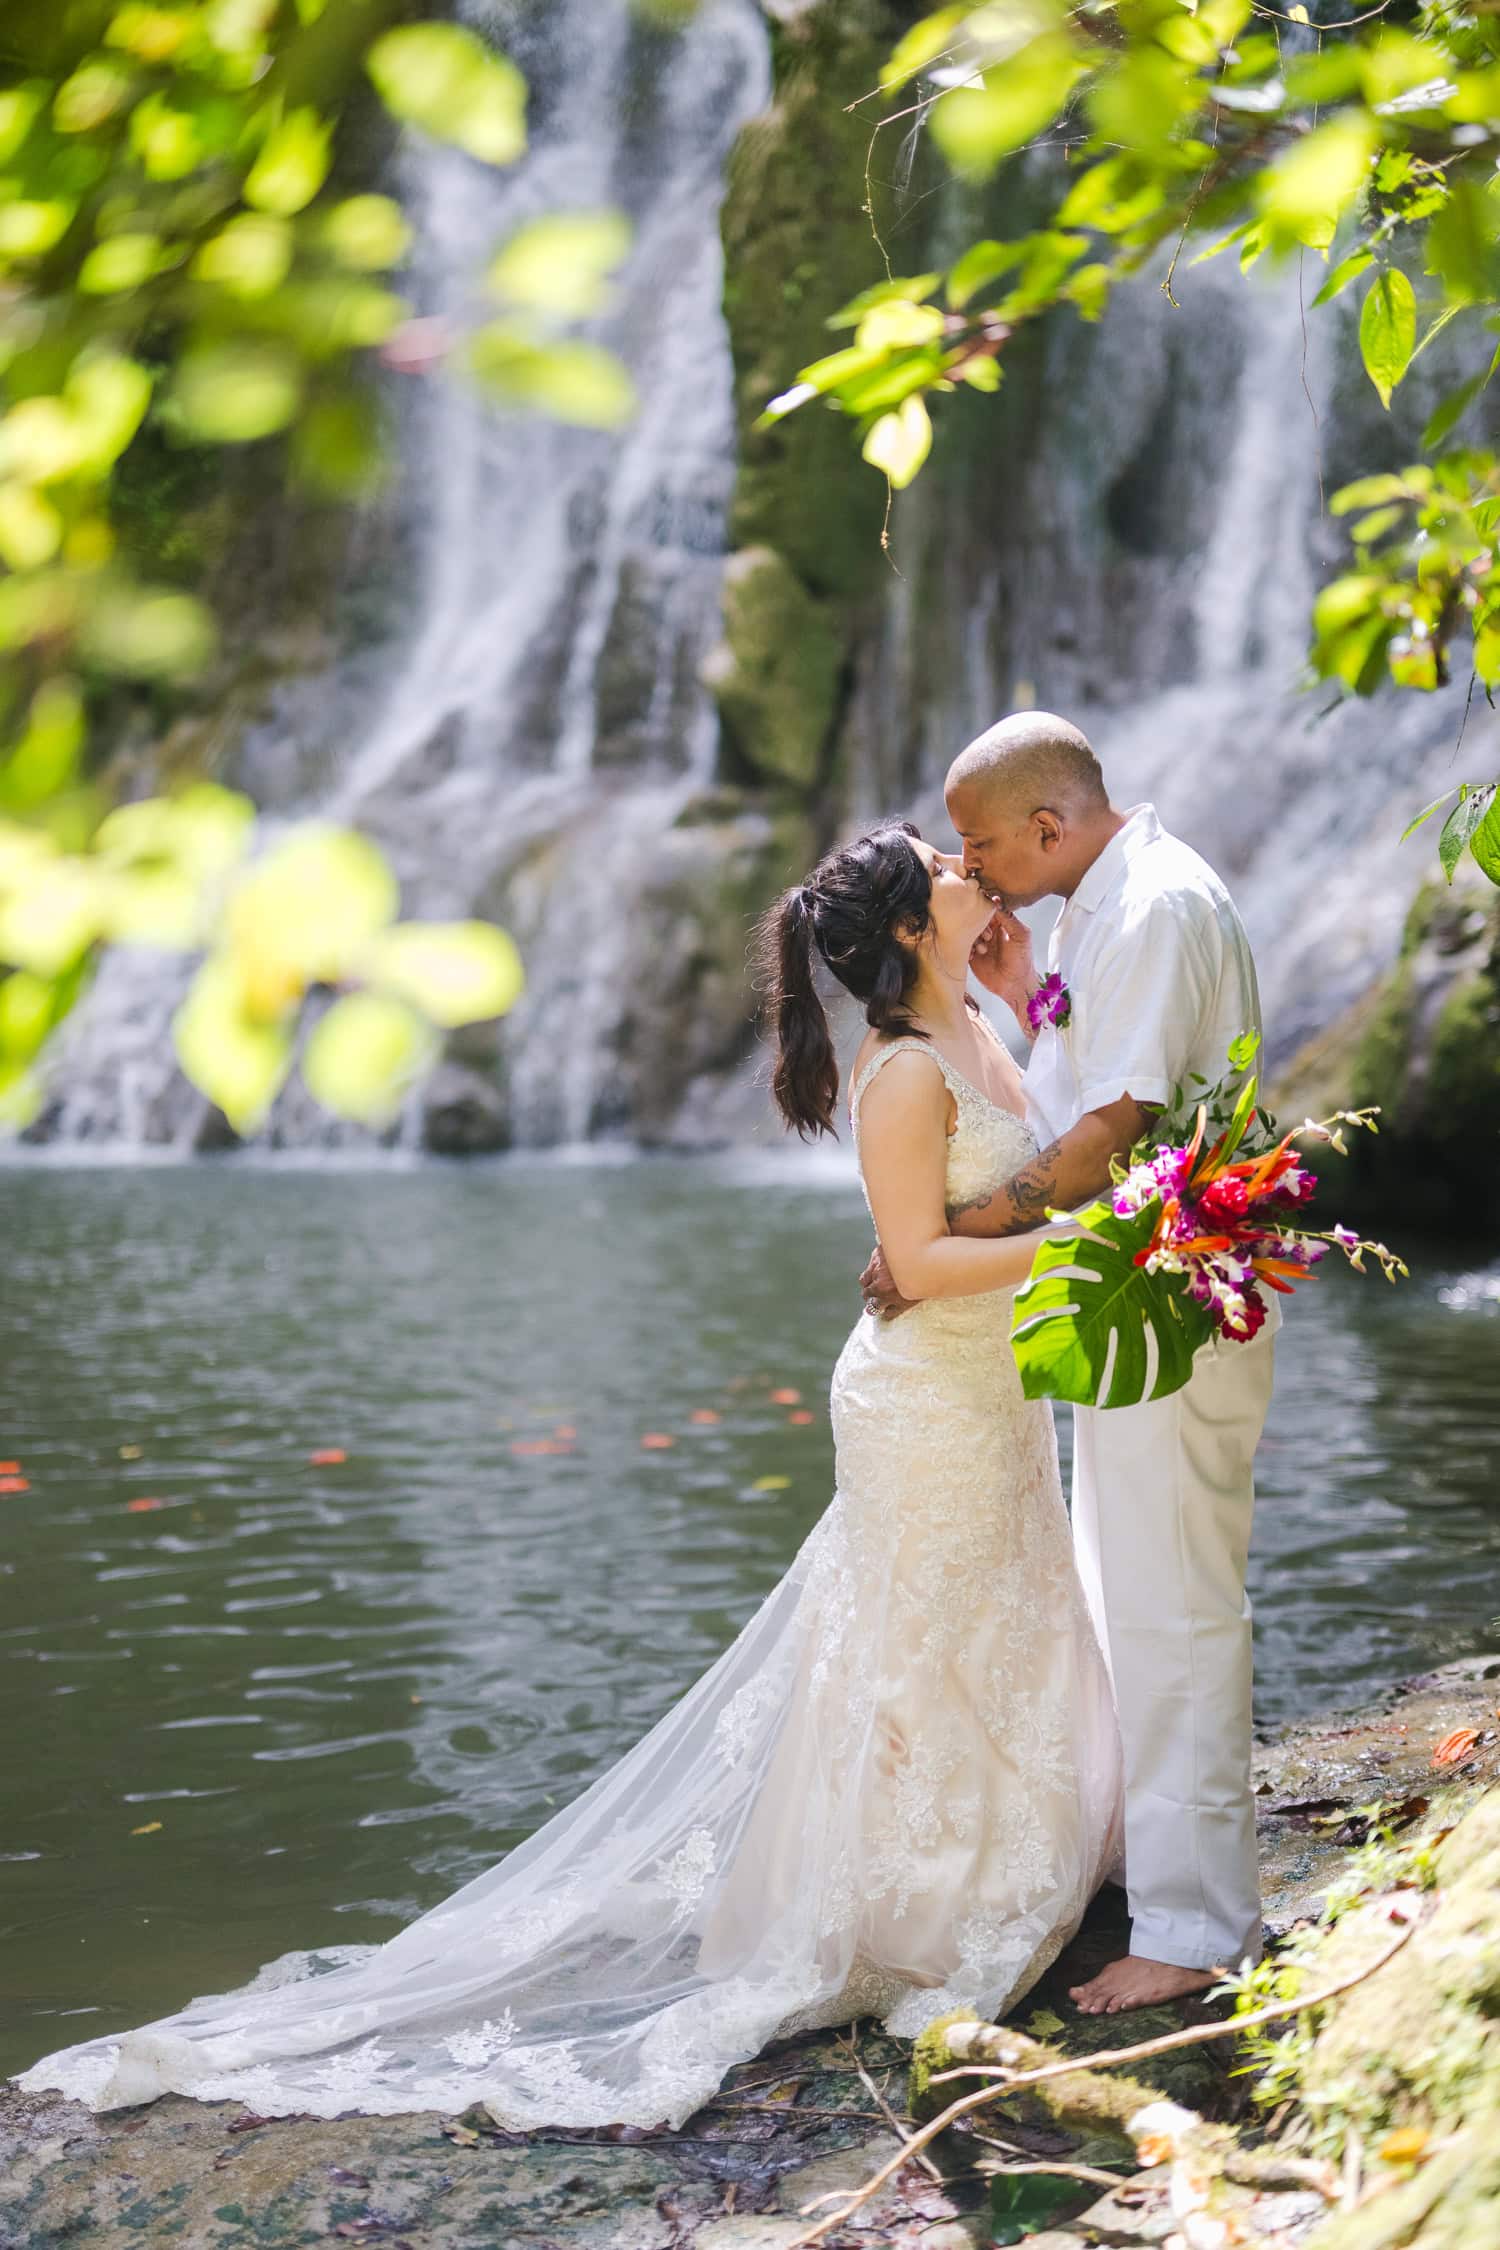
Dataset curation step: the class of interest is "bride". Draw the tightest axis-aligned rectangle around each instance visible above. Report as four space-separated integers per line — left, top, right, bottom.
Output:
15 819 1124 2130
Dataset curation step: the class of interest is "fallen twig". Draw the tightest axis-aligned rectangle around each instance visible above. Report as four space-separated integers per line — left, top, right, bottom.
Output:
837 2029 942 2185
783 1916 1414 2249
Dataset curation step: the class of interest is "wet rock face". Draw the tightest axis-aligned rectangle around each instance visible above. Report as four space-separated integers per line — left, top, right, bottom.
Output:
421 1062 511 1157
10 1659 1498 2250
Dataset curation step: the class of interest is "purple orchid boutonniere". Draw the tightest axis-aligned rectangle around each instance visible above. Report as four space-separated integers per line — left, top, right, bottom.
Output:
1026 973 1071 1035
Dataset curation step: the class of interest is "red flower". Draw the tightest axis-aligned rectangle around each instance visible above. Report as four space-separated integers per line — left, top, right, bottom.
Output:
1196 1175 1250 1227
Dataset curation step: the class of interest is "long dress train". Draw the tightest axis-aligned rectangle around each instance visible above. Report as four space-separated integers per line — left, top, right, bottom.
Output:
14 1039 1124 2129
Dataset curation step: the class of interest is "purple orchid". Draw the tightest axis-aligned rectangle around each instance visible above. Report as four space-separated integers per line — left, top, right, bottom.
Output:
1026 973 1072 1035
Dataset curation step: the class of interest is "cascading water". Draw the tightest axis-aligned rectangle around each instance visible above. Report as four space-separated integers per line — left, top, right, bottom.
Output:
25 3 1492 1156
34 0 771 1153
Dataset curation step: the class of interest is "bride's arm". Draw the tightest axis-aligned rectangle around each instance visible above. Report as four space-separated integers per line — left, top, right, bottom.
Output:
857 1052 1072 1301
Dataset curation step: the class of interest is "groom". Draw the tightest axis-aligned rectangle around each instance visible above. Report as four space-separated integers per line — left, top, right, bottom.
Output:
860 710 1274 2015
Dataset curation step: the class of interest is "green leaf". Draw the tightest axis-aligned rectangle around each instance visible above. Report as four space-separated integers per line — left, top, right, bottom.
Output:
991 2170 1087 2244
0 201 75 258
367 24 527 167
0 84 44 164
861 394 932 487
291 388 387 498
487 209 631 316
854 298 947 351
1310 247 1374 308
364 920 524 1027
1359 269 1416 409
0 852 102 974
1422 373 1487 451
1011 1203 1214 1408
301 990 435 1126
1437 785 1495 882
243 106 330 216
946 239 1023 309
930 34 1083 180
1400 789 1456 843
1475 617 1500 690
1470 790 1500 885
1329 471 1427 516
1349 504 1404 545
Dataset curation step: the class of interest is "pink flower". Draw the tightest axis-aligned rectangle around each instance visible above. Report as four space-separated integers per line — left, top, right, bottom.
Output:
1026 973 1072 1034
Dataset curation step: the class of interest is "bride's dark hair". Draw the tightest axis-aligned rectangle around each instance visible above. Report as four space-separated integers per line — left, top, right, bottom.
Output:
755 820 934 1140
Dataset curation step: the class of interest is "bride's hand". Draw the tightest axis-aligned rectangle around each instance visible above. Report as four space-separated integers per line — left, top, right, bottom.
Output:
969 906 1038 1023
859 1239 919 1322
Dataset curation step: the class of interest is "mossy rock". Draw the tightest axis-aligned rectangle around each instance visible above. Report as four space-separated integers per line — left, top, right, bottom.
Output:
702 544 842 790
720 0 927 606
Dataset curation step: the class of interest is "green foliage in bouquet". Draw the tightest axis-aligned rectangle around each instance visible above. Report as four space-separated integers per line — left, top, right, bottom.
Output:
1011 1037 1403 1410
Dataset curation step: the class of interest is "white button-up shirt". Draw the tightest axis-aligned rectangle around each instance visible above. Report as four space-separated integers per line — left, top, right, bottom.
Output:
1023 803 1263 1148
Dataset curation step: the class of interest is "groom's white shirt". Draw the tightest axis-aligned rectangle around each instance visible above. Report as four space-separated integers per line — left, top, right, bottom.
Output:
1020 801 1274 1972
1022 801 1262 1150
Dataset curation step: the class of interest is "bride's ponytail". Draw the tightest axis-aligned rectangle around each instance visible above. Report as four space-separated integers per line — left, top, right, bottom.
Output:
755 821 934 1140
758 885 839 1139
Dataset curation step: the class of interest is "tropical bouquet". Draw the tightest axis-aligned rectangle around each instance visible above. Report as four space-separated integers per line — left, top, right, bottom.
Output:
1011 1035 1407 1409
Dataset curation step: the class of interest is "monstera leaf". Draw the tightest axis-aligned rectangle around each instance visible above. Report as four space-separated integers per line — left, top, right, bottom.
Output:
1011 1200 1214 1408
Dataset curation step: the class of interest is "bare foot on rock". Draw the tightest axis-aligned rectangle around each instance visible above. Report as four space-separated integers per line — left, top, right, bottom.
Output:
1068 1955 1221 2015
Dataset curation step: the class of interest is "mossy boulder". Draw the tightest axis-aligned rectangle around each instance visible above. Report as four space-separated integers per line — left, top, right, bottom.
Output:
702 544 842 790
1268 865 1500 1232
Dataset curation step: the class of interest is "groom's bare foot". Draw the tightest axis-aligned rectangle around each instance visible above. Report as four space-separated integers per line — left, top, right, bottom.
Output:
1068 1955 1221 2015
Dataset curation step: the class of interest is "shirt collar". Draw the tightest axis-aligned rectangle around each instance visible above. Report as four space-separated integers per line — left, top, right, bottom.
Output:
1067 802 1161 916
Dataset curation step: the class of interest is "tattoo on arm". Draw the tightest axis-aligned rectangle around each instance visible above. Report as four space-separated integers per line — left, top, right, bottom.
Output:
998 1143 1064 1228
945 1141 1065 1232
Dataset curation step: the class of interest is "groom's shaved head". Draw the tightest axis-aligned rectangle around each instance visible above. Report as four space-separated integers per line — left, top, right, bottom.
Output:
946 711 1106 816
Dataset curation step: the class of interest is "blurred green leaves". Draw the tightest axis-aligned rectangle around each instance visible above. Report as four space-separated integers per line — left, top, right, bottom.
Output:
366 23 527 165
0 0 648 1130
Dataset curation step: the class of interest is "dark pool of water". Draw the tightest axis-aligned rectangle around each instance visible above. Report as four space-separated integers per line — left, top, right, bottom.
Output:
2 1155 1496 2071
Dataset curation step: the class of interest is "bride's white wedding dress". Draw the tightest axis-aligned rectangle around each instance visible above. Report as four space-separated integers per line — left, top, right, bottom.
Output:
15 1039 1124 2129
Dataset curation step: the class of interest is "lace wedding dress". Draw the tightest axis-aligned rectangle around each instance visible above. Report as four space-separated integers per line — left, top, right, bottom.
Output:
15 1039 1124 2129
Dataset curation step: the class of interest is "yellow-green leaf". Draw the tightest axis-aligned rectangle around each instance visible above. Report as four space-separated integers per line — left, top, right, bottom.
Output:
882 6 967 94
367 24 527 167
468 328 636 427
0 484 62 570
931 35 1083 179
0 84 44 163
320 194 411 271
171 342 303 443
364 920 523 1028
172 954 292 1133
487 210 632 317
229 824 398 989
2 680 85 808
854 298 947 351
78 233 165 295
80 586 216 679
1258 113 1378 251
243 106 331 216
0 853 102 974
301 990 435 1125
55 58 135 135
67 354 153 471
862 394 932 487
0 201 75 258
193 212 292 297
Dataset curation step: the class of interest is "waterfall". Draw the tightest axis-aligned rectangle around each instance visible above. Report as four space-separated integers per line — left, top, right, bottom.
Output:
23 5 1492 1156
32 0 771 1153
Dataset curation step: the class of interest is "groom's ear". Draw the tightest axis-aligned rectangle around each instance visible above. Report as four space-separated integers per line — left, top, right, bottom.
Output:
1034 809 1064 853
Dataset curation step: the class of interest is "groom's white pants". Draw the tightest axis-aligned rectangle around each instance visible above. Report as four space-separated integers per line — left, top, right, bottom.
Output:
1070 1319 1275 1973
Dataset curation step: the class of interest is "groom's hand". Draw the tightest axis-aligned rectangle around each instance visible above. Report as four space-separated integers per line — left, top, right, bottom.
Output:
859 1241 918 1322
